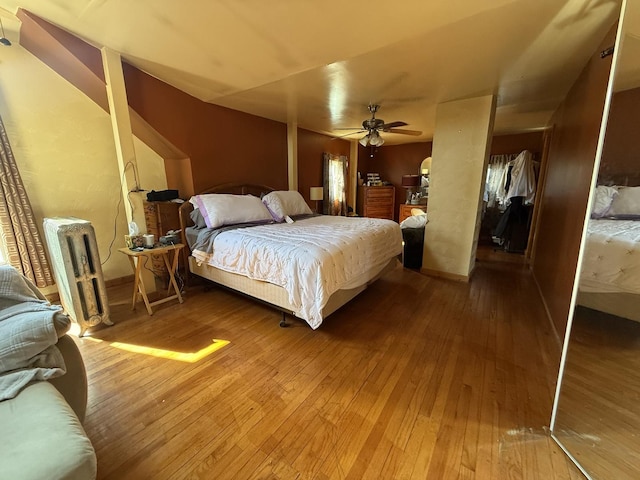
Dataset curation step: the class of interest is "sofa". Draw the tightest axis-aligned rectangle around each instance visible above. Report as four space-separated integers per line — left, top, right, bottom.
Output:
0 265 96 480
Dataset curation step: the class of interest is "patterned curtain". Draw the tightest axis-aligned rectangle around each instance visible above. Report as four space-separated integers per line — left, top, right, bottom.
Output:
322 153 348 216
0 115 54 287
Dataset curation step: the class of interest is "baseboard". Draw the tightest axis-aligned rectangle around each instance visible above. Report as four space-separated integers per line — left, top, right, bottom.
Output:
43 274 134 304
420 267 470 283
531 269 563 351
106 274 135 287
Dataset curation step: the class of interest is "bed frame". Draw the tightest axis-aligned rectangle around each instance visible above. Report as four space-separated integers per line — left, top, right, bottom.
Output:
178 183 398 327
578 292 640 323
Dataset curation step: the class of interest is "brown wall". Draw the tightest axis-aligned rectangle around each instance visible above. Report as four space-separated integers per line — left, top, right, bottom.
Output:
22 10 351 203
491 132 544 156
358 142 433 219
357 132 543 221
123 65 288 196
297 129 350 210
599 86 640 185
531 25 617 337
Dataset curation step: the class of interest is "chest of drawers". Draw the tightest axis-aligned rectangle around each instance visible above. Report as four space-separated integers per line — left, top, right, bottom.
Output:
357 186 395 220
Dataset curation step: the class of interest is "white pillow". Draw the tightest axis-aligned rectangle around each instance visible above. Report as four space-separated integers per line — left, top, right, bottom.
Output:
591 185 618 218
192 194 273 228
400 214 428 229
607 186 640 216
262 190 312 222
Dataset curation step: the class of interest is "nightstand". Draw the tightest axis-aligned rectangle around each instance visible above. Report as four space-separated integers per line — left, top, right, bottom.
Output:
119 243 185 315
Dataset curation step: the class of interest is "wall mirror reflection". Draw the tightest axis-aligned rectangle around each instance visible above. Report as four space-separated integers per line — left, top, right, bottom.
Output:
552 0 640 477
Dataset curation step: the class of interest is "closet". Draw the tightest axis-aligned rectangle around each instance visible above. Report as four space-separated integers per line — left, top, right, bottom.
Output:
481 150 539 253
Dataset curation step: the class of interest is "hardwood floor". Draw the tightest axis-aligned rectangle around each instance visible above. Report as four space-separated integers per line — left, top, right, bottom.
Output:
71 258 583 479
553 306 640 479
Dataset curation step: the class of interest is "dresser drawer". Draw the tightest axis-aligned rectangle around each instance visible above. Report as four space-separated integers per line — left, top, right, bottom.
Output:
366 207 394 219
365 187 394 199
357 186 395 220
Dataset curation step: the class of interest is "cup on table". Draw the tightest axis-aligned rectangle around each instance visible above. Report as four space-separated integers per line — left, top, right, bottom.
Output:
143 234 155 248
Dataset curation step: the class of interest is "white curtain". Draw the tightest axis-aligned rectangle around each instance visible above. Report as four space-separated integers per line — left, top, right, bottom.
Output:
323 153 348 216
484 154 518 208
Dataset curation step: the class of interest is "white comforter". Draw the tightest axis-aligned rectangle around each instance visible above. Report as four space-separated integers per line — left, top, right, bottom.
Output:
579 219 640 294
192 215 403 328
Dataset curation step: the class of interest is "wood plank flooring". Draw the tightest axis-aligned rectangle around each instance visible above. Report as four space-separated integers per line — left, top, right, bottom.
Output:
70 255 583 479
553 306 640 479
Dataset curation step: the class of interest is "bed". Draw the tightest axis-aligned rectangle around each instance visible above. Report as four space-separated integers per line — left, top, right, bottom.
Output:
577 185 640 321
178 183 403 329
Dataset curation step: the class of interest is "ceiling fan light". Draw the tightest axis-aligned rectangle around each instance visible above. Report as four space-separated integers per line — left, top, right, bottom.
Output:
370 132 384 147
359 134 370 147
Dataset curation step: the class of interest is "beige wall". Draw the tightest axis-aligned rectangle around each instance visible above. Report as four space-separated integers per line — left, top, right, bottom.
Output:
423 95 496 280
0 42 167 282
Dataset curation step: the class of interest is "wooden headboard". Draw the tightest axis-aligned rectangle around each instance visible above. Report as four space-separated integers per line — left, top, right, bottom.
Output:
178 183 276 254
597 172 640 187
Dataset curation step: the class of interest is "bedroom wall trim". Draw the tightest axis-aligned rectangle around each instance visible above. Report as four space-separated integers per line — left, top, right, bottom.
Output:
101 46 138 223
43 274 135 304
532 272 563 349
287 122 298 191
420 268 470 283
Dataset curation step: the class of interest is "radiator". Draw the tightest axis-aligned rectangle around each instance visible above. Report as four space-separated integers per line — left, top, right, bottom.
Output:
43 217 113 336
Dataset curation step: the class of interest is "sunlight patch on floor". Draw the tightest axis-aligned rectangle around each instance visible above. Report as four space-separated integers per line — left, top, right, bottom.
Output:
82 336 230 362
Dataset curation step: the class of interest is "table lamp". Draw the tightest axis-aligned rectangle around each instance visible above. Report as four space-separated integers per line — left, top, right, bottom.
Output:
310 187 323 213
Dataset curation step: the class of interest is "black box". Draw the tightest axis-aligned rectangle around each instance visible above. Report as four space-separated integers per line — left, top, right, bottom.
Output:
146 189 179 202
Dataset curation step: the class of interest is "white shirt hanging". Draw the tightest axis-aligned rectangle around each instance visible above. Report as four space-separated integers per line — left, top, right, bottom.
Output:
505 150 536 204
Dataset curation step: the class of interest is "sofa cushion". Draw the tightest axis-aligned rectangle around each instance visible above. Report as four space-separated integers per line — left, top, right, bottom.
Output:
0 381 96 480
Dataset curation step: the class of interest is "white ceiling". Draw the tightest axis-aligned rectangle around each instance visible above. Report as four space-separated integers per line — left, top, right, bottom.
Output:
0 0 622 144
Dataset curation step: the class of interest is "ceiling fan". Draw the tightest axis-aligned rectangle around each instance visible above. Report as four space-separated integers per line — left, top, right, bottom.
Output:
336 104 421 147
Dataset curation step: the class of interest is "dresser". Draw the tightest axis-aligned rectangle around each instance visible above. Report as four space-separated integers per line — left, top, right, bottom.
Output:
143 201 184 288
399 203 427 223
357 186 395 220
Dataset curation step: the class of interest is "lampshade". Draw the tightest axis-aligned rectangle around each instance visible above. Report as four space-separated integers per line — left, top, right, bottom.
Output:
401 175 420 187
369 131 384 147
359 131 385 147
310 187 324 201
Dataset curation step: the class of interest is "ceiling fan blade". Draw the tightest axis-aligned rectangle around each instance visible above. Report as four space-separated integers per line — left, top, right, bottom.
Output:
386 128 422 136
332 130 366 139
380 121 408 129
334 127 364 131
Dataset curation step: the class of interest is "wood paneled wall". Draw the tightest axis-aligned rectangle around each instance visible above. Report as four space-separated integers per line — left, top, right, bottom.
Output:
491 132 544 156
531 25 617 338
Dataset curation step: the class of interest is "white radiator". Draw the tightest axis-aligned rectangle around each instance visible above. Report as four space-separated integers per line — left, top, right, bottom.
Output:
43 217 113 336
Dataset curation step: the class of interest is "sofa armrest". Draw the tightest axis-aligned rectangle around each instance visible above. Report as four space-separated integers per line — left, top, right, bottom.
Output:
48 335 88 423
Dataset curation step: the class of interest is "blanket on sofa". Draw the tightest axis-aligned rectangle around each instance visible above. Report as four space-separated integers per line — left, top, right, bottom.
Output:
0 265 70 401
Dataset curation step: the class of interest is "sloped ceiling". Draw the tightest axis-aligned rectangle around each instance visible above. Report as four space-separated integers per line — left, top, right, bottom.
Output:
0 0 622 143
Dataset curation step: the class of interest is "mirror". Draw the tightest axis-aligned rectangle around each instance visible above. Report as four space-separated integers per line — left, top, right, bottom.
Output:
419 157 432 197
551 0 640 477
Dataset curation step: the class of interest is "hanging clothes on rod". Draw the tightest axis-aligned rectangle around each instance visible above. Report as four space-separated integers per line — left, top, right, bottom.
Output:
492 150 537 251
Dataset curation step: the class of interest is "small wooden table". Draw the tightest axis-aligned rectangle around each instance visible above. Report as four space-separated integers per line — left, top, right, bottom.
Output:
119 243 185 315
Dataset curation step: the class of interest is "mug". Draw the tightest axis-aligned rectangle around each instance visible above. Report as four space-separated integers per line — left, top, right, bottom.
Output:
143 234 155 248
